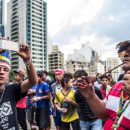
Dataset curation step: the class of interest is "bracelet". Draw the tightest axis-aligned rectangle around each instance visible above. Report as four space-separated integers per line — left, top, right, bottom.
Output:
24 58 32 70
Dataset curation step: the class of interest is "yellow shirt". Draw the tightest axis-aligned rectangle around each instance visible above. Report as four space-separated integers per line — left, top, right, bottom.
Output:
54 89 79 122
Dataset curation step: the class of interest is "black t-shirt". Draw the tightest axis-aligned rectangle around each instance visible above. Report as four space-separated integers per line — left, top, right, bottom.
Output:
0 83 26 130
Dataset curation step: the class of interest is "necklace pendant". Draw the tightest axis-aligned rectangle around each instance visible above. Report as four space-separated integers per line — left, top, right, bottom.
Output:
112 123 118 130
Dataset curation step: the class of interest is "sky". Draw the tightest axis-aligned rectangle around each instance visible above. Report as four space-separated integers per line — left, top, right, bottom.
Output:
5 0 130 60
45 0 130 61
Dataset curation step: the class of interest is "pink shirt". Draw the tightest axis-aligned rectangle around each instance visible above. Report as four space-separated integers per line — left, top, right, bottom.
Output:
16 97 27 108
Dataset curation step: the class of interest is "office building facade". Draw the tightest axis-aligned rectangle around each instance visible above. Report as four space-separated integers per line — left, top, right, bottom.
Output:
7 0 48 71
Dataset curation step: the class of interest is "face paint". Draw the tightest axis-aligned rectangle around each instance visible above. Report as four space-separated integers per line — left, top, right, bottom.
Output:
118 51 126 61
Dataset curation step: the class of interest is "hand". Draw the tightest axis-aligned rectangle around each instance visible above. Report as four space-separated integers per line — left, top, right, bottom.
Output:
64 97 72 103
31 90 36 96
77 76 95 99
60 108 67 113
0 49 6 54
27 89 36 96
122 71 130 96
17 44 31 61
51 104 55 110
32 96 41 103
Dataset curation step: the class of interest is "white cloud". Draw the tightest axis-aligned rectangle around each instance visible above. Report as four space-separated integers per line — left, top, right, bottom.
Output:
46 0 105 36
47 0 130 61
70 0 105 26
46 0 87 36
60 33 118 61
5 0 129 61
45 0 118 61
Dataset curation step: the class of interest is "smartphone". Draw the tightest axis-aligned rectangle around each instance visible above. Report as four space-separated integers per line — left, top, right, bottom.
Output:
0 39 19 52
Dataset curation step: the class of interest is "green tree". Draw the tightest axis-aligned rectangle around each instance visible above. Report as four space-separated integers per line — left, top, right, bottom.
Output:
9 70 15 82
48 71 55 81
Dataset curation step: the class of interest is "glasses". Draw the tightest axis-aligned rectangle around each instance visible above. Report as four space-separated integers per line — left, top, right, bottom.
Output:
0 66 9 73
76 76 87 83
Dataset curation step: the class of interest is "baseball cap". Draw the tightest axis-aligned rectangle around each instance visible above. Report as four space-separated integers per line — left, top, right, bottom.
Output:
14 69 25 78
37 70 43 77
54 68 64 75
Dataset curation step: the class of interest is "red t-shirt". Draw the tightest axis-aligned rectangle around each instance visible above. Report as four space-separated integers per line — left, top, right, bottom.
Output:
100 86 106 99
104 82 130 130
16 97 27 108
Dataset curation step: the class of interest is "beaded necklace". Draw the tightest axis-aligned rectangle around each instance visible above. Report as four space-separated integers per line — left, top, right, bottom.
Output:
112 90 130 130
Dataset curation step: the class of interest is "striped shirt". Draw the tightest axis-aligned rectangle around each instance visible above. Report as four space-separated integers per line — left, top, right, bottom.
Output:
75 87 102 121
104 82 130 130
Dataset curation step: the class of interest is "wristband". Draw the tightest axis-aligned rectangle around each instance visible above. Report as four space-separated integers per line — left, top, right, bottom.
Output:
24 58 32 70
34 97 42 101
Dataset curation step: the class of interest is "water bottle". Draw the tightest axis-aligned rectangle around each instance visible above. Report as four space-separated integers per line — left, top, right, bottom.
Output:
63 101 68 109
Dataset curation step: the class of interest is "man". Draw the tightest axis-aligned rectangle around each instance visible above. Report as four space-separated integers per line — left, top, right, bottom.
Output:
27 85 37 130
32 71 50 130
106 73 116 87
14 69 27 130
42 70 51 85
41 70 52 129
54 73 80 130
50 68 64 130
117 43 125 82
100 75 111 99
0 44 37 130
78 40 130 130
74 70 102 130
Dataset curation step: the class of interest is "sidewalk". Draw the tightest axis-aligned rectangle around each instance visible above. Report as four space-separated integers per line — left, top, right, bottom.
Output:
19 115 56 130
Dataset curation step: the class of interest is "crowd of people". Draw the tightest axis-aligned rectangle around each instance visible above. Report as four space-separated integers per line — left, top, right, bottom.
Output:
0 40 130 130
11 68 114 130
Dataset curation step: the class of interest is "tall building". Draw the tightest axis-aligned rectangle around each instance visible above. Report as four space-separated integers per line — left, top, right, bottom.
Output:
0 0 5 37
88 61 105 76
7 0 48 71
66 42 101 75
48 45 64 72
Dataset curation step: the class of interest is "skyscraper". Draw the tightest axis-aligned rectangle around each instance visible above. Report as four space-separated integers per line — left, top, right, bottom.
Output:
0 0 5 37
7 0 48 71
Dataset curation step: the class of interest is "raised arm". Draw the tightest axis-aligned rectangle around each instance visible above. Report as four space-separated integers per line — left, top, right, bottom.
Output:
77 76 107 120
17 44 37 92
